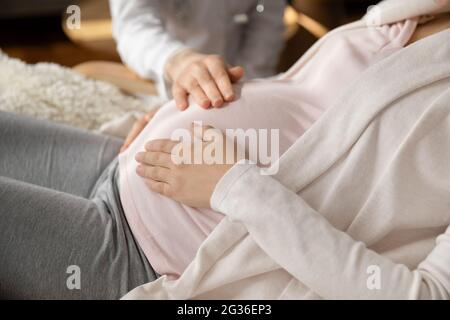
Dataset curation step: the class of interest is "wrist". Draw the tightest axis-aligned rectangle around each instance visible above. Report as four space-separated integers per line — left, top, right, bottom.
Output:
164 48 202 84
210 161 256 212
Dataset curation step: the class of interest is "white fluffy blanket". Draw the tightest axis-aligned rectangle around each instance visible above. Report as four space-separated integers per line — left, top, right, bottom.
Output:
0 51 164 137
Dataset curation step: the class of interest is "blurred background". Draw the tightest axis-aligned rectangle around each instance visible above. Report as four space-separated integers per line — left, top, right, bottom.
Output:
0 0 376 72
0 0 377 71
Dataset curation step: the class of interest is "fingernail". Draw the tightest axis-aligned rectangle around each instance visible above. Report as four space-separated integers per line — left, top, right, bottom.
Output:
201 100 210 109
136 165 143 175
225 93 235 101
213 99 224 108
135 153 143 162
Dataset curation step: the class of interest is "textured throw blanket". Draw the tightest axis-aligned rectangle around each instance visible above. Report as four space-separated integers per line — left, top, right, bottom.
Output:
0 51 162 137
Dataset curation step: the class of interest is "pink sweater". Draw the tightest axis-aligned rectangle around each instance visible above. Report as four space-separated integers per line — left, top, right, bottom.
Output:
119 19 417 278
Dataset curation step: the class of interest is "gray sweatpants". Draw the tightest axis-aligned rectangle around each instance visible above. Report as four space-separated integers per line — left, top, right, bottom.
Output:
0 112 157 299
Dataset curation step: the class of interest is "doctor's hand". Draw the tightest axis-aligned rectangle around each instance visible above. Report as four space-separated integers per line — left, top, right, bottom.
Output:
165 49 244 111
135 123 244 208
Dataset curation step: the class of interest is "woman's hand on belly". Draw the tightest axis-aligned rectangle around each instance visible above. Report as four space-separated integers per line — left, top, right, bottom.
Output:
134 123 243 208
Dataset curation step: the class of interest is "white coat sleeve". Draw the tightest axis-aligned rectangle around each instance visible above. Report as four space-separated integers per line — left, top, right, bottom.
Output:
109 0 187 97
210 162 450 300
234 1 285 79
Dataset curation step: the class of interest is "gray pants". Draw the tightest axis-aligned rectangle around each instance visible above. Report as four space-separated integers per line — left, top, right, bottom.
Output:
0 112 157 299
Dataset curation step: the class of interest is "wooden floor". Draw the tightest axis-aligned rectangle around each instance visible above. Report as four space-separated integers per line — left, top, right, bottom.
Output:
0 15 120 67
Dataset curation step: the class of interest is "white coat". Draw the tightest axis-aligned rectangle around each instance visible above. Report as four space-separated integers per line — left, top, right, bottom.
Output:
109 0 286 97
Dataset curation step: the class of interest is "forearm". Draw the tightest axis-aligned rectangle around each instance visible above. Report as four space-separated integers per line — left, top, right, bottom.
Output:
211 163 450 299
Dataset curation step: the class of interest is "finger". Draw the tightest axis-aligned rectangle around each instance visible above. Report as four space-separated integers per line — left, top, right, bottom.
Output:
145 139 180 154
228 66 245 83
135 151 172 168
145 179 171 196
192 66 224 108
120 119 147 153
144 109 158 121
207 61 235 102
174 92 188 110
173 84 189 111
187 80 211 109
136 165 170 183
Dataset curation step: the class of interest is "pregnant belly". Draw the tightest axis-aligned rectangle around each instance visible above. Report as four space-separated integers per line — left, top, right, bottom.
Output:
119 80 323 278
